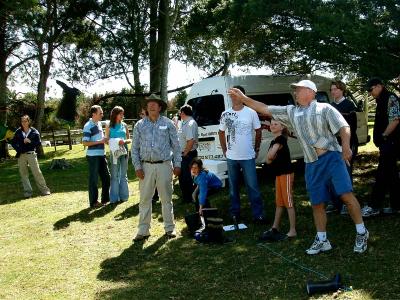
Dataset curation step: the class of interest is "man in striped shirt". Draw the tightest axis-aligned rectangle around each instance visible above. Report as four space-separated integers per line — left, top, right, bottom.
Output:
228 80 369 254
82 105 110 208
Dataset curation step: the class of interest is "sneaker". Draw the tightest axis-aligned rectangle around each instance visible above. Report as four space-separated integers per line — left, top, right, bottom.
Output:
165 231 177 239
306 235 332 255
340 205 349 215
325 204 337 214
90 201 104 209
133 234 150 241
354 230 369 253
260 228 287 242
361 206 380 217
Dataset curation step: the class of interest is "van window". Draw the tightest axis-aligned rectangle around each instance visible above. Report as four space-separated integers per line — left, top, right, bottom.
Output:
316 92 329 103
250 93 295 106
188 94 225 126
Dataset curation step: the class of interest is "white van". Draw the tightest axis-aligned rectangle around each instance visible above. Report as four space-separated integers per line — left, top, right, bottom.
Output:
185 75 369 178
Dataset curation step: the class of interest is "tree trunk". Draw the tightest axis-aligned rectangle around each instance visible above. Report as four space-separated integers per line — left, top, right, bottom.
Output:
0 1 8 128
158 0 170 104
149 0 161 93
0 10 9 159
35 45 53 157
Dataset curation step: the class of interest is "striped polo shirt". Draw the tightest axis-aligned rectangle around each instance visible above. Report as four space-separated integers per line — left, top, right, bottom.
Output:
268 100 349 163
82 118 105 156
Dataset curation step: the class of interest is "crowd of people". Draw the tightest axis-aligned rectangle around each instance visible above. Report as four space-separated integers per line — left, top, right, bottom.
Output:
10 77 400 255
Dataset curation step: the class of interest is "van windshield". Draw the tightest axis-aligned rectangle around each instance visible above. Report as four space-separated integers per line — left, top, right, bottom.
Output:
188 94 225 126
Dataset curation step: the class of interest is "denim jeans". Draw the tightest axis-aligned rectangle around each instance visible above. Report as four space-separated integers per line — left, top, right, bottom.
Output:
227 158 264 219
87 155 110 206
110 153 129 202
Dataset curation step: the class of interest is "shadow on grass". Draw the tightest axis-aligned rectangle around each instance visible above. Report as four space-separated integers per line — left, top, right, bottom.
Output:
97 235 169 283
0 154 138 205
114 202 139 221
53 203 118 230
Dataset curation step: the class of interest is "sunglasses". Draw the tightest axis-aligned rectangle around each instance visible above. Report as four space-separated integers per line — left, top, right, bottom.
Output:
367 86 375 93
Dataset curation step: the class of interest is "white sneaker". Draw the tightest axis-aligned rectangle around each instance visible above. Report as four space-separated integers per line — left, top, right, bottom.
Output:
361 206 380 217
306 235 332 255
354 230 369 253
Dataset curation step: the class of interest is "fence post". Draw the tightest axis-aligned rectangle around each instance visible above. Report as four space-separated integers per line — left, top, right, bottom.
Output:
67 126 72 150
52 129 56 151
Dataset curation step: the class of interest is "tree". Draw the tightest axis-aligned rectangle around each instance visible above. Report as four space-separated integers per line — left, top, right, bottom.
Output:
182 0 400 85
22 0 98 155
174 89 187 109
0 0 40 158
65 0 190 101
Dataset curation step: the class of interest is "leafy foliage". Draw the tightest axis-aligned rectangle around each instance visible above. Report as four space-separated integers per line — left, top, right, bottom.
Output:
182 0 400 81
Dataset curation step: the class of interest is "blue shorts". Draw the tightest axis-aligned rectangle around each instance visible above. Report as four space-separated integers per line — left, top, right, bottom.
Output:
305 151 352 205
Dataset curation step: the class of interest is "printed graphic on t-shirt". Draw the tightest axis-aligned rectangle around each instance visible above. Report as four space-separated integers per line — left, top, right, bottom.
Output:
221 111 254 150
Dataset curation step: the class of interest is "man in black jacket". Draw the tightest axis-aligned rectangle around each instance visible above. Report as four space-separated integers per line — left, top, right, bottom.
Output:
362 78 400 217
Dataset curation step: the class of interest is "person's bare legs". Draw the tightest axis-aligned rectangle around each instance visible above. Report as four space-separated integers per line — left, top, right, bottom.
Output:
272 206 284 230
286 207 297 237
341 192 363 224
312 203 327 232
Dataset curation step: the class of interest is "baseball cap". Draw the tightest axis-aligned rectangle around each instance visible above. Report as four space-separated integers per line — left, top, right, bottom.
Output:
290 80 317 92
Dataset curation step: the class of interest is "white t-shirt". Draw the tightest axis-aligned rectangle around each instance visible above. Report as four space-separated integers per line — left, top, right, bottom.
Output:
219 106 261 160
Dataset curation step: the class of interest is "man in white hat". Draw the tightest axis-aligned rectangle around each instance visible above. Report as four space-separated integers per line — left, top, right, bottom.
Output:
228 80 369 255
131 94 181 241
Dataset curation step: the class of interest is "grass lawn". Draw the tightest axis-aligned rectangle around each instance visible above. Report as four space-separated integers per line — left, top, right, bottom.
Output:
1 138 400 299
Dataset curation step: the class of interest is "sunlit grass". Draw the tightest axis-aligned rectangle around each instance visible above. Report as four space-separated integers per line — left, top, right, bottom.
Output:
0 143 399 299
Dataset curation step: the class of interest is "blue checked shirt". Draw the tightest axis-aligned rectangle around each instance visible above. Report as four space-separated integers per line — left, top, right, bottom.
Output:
131 116 182 170
268 100 349 163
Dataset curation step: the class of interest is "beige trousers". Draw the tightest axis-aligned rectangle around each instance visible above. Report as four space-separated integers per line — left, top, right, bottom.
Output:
18 153 50 197
137 161 175 235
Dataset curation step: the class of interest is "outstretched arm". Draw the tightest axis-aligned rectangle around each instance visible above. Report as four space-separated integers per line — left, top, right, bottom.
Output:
228 88 272 117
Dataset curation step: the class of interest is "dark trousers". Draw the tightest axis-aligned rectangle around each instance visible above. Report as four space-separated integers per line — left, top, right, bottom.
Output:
178 150 197 203
193 187 220 211
370 141 400 210
87 155 111 206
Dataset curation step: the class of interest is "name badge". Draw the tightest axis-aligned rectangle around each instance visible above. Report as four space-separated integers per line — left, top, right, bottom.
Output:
159 125 167 129
294 111 304 117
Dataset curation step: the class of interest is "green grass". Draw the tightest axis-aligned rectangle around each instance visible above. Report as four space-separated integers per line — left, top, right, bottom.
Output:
0 142 399 299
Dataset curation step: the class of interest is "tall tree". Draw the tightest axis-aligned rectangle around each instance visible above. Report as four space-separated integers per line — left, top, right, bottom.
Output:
22 0 98 155
181 0 400 83
64 0 189 103
0 0 39 158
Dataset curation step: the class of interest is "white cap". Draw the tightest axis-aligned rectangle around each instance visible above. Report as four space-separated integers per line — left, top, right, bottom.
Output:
290 80 317 92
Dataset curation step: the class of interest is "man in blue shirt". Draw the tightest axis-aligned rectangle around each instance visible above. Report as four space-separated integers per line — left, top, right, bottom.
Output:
82 105 110 208
131 94 182 241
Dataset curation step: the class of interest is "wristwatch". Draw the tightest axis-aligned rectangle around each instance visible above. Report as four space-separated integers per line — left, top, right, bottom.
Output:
382 133 388 141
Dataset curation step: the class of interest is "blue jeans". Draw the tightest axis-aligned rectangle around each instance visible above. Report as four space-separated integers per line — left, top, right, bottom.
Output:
110 153 129 202
227 158 264 219
87 155 110 206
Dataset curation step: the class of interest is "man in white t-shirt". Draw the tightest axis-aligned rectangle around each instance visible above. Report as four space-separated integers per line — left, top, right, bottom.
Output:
219 86 266 224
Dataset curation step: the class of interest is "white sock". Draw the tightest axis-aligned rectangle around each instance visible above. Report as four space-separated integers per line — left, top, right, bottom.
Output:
356 223 366 235
317 232 327 241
